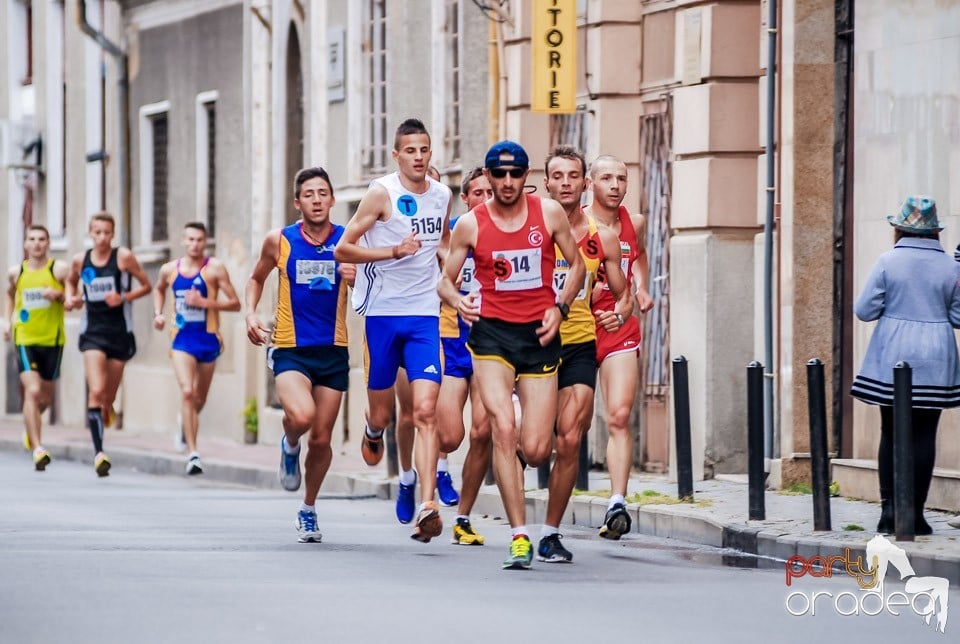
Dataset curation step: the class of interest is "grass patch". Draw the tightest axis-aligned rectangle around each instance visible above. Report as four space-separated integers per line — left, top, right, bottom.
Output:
572 488 711 507
780 482 813 496
843 524 865 532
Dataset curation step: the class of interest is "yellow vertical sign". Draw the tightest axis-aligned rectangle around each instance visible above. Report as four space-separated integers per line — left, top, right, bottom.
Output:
531 0 577 114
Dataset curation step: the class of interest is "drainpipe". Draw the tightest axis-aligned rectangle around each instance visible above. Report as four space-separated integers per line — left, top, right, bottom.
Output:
763 0 779 470
77 0 131 248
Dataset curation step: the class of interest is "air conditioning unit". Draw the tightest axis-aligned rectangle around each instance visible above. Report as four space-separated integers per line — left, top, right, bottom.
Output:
0 119 41 169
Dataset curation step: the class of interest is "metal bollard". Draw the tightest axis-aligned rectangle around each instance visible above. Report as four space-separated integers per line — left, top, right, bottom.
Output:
576 434 589 491
672 356 694 500
747 361 766 520
893 362 915 542
806 359 832 531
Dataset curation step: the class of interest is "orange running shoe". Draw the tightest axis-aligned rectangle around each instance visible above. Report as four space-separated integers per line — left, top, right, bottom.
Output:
411 501 442 543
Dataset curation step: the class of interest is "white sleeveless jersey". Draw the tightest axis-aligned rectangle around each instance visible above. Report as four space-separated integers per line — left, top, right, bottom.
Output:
352 173 451 316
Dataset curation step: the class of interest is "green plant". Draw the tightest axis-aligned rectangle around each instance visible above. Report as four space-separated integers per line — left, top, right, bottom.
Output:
842 524 864 532
829 481 840 497
780 482 813 496
242 397 258 436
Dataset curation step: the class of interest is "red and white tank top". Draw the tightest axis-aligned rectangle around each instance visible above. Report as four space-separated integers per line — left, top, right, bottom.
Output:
473 195 556 324
594 205 640 311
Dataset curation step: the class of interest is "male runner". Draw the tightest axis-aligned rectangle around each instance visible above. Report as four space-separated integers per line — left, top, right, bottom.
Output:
245 166 354 543
3 225 68 471
438 140 585 569
437 166 493 545
335 118 452 542
538 146 627 562
585 155 654 539
153 222 240 475
65 212 152 477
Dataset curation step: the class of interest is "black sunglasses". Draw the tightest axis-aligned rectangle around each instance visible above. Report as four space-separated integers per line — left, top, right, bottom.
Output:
488 167 526 179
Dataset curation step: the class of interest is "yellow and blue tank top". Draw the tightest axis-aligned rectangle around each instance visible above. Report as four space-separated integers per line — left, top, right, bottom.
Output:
273 222 349 348
554 216 604 346
170 257 220 340
13 259 65 347
439 215 479 339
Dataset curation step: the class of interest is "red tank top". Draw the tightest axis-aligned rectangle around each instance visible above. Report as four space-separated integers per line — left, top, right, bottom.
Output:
473 195 556 323
594 205 640 310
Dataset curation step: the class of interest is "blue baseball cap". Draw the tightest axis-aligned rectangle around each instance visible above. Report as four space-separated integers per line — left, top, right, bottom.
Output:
484 140 529 169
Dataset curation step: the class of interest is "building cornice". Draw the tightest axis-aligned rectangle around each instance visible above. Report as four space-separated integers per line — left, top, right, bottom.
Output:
124 0 242 31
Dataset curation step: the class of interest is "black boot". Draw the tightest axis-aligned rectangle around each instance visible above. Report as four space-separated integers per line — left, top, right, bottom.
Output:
877 500 894 534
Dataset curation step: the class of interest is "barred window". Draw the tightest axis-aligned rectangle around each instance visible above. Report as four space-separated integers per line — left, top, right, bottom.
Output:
206 103 216 236
150 114 169 242
548 110 588 152
362 0 388 175
443 0 461 164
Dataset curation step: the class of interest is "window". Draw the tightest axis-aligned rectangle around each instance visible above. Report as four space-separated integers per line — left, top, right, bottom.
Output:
549 110 588 153
443 0 461 165
361 0 388 175
195 91 218 238
138 100 171 245
23 1 33 85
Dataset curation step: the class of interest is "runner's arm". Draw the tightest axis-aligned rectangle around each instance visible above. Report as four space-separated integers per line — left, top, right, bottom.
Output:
245 230 281 345
2 266 16 340
64 253 84 310
41 260 69 302
546 202 585 308
438 215 479 322
117 248 153 302
631 212 653 313
594 227 630 333
152 262 173 330
436 191 453 267
334 185 419 263
207 261 242 312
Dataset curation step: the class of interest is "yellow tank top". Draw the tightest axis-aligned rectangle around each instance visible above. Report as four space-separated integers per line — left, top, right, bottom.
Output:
553 216 603 346
13 259 65 347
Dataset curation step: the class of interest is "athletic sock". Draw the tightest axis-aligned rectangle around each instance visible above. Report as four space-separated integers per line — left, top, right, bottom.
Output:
399 468 416 486
512 525 528 539
365 425 384 440
609 494 626 509
282 436 300 455
456 514 470 523
437 458 449 473
300 503 315 514
540 525 560 539
87 408 104 454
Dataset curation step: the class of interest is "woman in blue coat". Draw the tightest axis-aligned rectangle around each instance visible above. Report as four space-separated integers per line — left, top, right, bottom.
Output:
851 196 960 535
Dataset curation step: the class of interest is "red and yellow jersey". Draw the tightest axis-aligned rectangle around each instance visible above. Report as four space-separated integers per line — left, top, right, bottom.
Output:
554 216 604 345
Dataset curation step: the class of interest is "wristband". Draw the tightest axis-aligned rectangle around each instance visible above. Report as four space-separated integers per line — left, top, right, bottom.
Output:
555 301 570 320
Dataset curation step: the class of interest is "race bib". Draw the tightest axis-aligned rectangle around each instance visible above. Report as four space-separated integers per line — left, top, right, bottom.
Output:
174 290 206 323
620 241 632 275
492 249 543 292
553 267 589 301
20 287 51 310
460 257 480 294
410 214 444 245
295 259 337 286
85 276 116 302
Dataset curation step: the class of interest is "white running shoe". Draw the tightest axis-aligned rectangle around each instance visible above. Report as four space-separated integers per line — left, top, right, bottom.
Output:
297 509 322 543
186 453 203 475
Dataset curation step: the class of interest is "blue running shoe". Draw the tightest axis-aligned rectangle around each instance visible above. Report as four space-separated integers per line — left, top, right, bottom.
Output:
396 472 417 524
278 438 302 492
297 509 322 543
436 470 460 507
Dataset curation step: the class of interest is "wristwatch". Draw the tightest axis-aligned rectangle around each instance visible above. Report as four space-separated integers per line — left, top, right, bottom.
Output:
555 302 570 320
615 313 625 327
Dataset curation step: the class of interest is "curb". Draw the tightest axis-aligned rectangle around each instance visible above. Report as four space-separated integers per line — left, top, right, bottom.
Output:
5 437 958 585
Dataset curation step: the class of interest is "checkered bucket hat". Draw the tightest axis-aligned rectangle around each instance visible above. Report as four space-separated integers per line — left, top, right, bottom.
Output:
887 195 942 232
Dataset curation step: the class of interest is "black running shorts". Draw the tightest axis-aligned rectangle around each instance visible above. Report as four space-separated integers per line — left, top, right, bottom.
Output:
466 317 561 378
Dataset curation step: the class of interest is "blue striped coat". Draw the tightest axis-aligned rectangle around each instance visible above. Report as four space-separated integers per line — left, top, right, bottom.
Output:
851 237 960 409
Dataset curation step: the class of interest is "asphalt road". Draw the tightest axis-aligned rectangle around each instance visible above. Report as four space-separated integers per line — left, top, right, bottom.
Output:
0 452 955 643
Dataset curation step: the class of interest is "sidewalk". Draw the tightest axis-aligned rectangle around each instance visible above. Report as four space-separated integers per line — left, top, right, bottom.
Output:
4 417 959 584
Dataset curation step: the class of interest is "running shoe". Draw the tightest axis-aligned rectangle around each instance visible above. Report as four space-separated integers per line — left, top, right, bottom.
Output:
278 438 302 491
503 535 533 570
396 472 417 524
94 452 112 477
361 429 384 466
599 502 632 540
22 432 32 451
33 448 51 471
411 501 443 543
297 509 322 543
174 414 187 453
537 533 573 563
186 453 203 476
451 517 485 545
436 470 460 506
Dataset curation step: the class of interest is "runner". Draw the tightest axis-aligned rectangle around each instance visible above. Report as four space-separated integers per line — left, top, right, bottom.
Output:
152 222 240 475
584 155 654 539
438 140 585 569
3 225 68 471
65 212 152 477
538 146 627 562
245 166 354 543
335 118 452 542
437 166 493 545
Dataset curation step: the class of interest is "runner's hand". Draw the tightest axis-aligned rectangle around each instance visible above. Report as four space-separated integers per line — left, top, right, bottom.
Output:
635 287 654 314
41 288 63 302
64 294 83 311
153 314 165 331
457 292 480 324
594 309 621 333
338 263 357 286
246 314 271 346
104 291 124 307
184 287 206 308
395 233 421 258
1 319 9 342
536 306 562 346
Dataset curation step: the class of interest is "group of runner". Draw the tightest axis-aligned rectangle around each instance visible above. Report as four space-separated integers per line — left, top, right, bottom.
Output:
5 213 240 478
7 116 652 570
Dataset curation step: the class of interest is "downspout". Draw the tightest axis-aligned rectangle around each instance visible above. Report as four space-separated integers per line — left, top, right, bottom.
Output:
77 0 130 248
763 0 779 470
